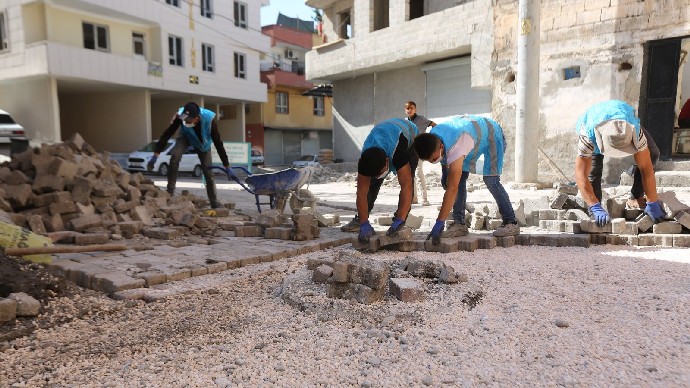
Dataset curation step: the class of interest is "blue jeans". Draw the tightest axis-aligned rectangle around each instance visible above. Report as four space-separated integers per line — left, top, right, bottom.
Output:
452 171 516 224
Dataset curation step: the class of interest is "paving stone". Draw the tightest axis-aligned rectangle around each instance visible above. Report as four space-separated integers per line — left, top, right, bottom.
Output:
485 218 503 230
611 218 638 235
514 234 531 246
564 209 589 222
312 264 333 284
580 220 612 234
234 226 262 237
657 191 690 219
590 234 608 245
605 198 626 219
91 272 146 295
607 234 638 246
264 227 293 240
550 193 569 209
389 278 425 302
637 215 654 233
118 221 144 238
142 227 180 240
8 292 40 316
529 234 561 247
75 233 109 245
391 240 425 252
653 221 682 235
0 298 17 322
424 238 459 253
328 283 385 304
496 236 515 248
5 183 33 208
470 214 485 230
376 227 413 247
189 266 208 277
625 208 643 221
563 220 582 234
164 268 192 282
539 220 565 232
557 234 590 248
331 261 349 283
112 289 146 301
240 255 262 267
638 234 674 247
539 209 564 221
675 211 690 230
377 216 393 226
131 271 167 287
405 214 424 230
475 235 497 249
672 234 690 248
205 262 228 274
70 214 104 232
26 214 47 234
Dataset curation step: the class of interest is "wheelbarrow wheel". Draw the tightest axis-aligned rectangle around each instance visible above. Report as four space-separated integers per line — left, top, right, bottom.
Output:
289 189 316 213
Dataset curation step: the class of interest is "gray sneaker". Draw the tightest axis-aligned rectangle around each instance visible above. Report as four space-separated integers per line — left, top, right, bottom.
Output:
442 222 469 237
493 222 520 237
340 218 360 232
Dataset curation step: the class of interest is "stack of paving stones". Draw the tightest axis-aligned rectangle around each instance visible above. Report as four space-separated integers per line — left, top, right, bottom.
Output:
307 252 466 304
0 292 41 323
0 134 247 244
256 208 340 241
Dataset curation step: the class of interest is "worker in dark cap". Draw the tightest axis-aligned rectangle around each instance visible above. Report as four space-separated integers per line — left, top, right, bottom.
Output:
148 102 230 208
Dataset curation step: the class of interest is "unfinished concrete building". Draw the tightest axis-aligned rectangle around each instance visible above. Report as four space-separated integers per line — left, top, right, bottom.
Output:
306 0 690 184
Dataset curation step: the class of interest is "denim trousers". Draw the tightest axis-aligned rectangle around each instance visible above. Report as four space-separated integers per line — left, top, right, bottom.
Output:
452 171 516 224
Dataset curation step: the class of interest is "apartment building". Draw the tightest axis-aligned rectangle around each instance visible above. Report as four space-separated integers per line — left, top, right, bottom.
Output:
246 14 332 166
0 0 269 153
306 0 690 182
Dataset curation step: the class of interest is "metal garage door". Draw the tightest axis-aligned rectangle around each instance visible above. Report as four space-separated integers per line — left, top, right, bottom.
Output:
264 130 283 166
423 57 492 121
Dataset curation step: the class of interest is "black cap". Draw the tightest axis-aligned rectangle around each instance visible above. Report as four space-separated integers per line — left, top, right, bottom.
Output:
179 102 200 121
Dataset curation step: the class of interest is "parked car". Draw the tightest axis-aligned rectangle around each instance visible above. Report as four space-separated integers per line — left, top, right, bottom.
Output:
128 140 203 177
292 154 319 167
251 148 264 166
0 109 28 157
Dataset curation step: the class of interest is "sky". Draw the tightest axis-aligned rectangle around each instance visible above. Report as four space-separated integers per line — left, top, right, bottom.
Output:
260 0 316 26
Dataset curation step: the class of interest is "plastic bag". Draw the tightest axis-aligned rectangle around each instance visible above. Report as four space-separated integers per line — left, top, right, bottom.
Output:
0 221 53 263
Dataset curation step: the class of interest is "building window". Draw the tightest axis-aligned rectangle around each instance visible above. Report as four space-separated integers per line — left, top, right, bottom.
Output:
168 35 183 66
202 43 214 72
132 32 145 56
201 0 213 18
313 96 325 116
234 52 246 79
166 0 180 6
276 92 288 114
337 10 351 39
409 0 424 20
82 22 109 52
373 0 389 31
0 12 8 52
234 1 247 29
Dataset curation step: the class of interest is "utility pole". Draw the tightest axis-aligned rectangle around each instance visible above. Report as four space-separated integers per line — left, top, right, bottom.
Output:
515 0 540 183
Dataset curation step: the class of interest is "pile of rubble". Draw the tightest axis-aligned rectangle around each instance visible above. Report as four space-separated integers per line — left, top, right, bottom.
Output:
0 135 333 245
305 251 467 304
309 165 356 184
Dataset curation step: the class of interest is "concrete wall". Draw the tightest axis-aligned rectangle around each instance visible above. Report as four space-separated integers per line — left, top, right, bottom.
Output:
491 0 690 183
59 90 150 152
0 77 60 144
333 74 375 162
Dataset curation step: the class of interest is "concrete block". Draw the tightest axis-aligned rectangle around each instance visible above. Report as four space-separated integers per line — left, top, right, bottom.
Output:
44 214 66 233
565 209 589 221
657 191 690 219
27 214 47 234
475 235 497 249
556 183 579 195
457 236 480 252
377 216 393 226
557 234 590 248
118 221 144 238
312 264 333 284
92 272 146 295
363 264 390 290
132 271 168 286
515 234 531 246
49 157 79 179
8 292 41 316
672 235 690 248
539 220 565 232
675 211 690 230
486 218 503 230
611 218 638 235
131 206 153 226
314 212 334 227
377 227 413 247
75 233 109 245
0 298 17 322
389 278 425 302
563 220 582 234
580 220 612 234
637 215 654 233
234 226 262 237
529 234 561 247
113 201 137 214
69 214 103 232
653 221 682 234
625 208 643 221
470 214 485 230
605 198 626 219
424 238 459 253
638 234 674 247
5 183 33 208
142 227 180 240
49 201 78 216
539 209 562 221
550 193 569 209
32 175 66 194
405 214 424 230
514 200 527 227
607 234 638 246
330 262 349 283
590 234 608 245
264 227 293 240
496 236 515 248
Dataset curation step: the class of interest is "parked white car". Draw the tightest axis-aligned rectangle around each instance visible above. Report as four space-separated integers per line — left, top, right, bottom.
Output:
128 140 203 177
251 148 264 166
0 109 28 157
292 155 319 167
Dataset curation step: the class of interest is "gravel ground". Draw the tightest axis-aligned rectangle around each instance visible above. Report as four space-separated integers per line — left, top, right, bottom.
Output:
2 244 689 387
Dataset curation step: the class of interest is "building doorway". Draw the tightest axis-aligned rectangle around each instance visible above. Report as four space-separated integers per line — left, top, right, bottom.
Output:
639 36 690 160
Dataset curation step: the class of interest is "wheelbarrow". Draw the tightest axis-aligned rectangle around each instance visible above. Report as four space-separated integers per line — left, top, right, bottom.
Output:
210 166 317 213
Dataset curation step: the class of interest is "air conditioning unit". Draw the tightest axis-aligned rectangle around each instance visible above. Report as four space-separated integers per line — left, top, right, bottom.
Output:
285 49 295 59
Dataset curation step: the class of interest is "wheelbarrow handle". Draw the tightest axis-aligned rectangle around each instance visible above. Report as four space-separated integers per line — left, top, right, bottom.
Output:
208 166 256 195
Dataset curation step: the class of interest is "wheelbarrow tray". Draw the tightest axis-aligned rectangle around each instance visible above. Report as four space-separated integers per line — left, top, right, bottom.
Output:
245 168 310 195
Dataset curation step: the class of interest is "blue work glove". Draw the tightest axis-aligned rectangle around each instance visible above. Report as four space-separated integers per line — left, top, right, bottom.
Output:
441 168 448 190
358 221 375 244
386 217 406 237
644 201 665 223
426 220 445 245
588 202 610 227
147 155 158 171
